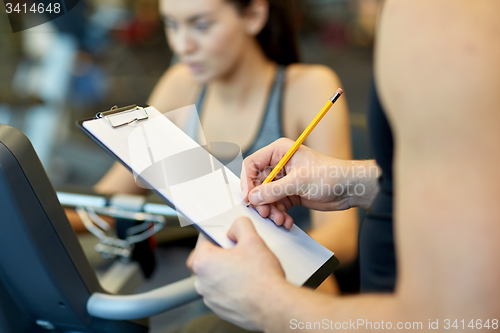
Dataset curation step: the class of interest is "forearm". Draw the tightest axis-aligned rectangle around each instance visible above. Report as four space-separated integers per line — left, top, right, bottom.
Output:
259 283 402 333
94 162 147 195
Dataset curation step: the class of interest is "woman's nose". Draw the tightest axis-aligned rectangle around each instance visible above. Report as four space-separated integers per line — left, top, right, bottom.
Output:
174 29 196 56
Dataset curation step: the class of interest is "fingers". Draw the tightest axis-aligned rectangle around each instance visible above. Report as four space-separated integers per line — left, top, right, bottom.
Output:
240 151 273 201
254 204 271 218
240 138 295 201
275 201 289 212
250 200 295 229
268 205 290 228
283 213 294 230
188 233 221 273
227 216 262 245
187 234 206 272
250 203 295 229
247 174 302 206
186 248 196 272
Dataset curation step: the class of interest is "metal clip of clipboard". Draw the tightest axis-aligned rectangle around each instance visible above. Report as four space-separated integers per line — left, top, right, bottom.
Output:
95 105 149 128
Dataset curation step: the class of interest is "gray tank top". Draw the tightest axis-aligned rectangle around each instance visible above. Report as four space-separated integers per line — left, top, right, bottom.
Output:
186 65 311 230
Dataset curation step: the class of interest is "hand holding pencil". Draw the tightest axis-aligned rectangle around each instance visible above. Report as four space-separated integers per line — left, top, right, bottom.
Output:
242 89 347 228
260 88 343 188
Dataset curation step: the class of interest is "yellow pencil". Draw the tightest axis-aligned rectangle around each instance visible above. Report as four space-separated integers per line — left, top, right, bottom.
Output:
247 88 344 206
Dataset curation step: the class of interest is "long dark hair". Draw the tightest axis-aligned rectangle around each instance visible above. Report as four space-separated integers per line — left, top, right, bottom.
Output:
228 0 300 65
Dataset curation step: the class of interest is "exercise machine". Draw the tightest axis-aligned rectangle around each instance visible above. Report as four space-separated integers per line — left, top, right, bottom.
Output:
0 124 199 332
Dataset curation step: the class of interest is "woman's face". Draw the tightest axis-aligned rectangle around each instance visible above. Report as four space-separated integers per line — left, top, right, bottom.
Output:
160 0 251 83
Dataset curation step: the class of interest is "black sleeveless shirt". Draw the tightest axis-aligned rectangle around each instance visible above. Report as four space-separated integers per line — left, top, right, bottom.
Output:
359 81 397 292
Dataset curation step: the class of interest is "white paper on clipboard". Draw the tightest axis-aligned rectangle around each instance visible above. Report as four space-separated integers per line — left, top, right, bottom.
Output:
81 105 338 287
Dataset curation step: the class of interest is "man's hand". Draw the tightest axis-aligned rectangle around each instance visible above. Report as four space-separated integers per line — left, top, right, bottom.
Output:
241 138 379 228
188 217 287 331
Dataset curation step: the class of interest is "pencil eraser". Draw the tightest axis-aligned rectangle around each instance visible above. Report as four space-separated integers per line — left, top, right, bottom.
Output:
337 88 344 95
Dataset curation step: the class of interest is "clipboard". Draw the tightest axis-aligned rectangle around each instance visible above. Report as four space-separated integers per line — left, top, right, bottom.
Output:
78 105 339 288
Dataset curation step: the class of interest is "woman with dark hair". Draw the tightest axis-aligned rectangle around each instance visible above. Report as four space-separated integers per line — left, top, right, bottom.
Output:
94 0 357 297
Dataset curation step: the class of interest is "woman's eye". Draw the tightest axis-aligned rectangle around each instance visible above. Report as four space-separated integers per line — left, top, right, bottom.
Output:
165 19 178 30
195 21 211 31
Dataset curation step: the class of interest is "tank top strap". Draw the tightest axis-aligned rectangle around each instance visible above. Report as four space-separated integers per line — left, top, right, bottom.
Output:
195 85 208 115
184 86 208 142
242 64 286 157
185 65 287 150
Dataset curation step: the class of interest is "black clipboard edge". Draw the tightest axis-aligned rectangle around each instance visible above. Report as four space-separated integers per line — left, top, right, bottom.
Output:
303 254 340 289
77 116 339 288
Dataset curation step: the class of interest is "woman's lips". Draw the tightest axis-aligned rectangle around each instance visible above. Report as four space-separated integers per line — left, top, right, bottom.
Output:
187 63 204 73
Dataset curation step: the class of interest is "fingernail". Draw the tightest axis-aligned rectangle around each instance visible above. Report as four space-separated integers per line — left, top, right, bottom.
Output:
270 214 275 221
249 190 263 205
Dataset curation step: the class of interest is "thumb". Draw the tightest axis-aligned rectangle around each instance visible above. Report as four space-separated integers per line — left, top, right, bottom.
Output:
248 174 301 205
227 217 260 244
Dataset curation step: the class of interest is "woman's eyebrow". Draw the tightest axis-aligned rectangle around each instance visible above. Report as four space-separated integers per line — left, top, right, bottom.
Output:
161 12 213 23
187 13 213 23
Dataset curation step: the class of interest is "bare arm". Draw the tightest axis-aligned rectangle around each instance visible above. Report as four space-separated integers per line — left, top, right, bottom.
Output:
376 0 500 322
192 1 500 331
264 0 500 330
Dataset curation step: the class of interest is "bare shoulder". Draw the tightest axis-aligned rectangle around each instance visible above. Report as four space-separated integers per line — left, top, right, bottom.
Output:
284 64 342 112
283 63 346 129
285 63 341 96
148 63 201 114
282 63 350 157
377 0 500 135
